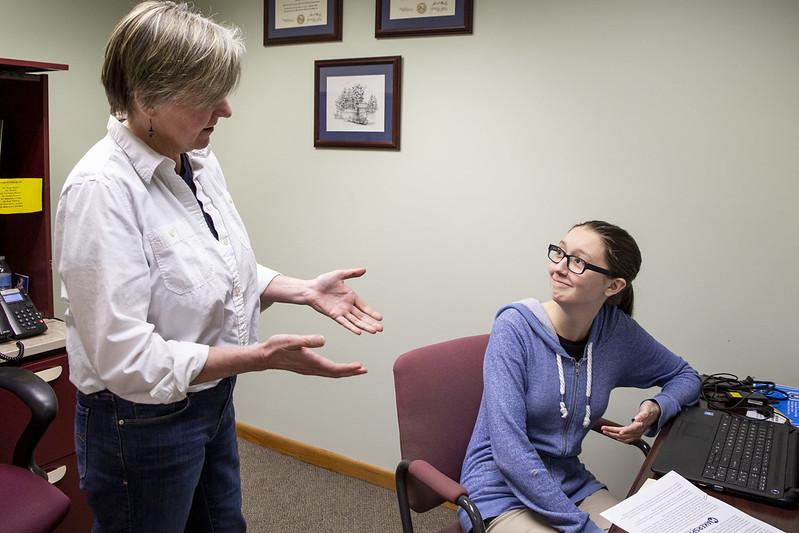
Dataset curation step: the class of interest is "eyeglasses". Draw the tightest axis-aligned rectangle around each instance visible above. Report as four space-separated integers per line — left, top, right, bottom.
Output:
547 244 614 276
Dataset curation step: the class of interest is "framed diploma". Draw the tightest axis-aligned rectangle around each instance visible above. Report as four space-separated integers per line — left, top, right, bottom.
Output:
314 56 402 150
264 0 342 45
375 0 473 38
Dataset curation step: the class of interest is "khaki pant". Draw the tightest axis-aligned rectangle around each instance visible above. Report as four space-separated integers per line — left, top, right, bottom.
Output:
486 489 619 532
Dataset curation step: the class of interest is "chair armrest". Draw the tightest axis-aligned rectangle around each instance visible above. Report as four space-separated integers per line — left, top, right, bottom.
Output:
0 366 58 478
591 417 651 456
396 460 485 533
407 459 467 503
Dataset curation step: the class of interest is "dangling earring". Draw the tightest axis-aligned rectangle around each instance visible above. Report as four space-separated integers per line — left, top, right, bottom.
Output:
148 119 154 138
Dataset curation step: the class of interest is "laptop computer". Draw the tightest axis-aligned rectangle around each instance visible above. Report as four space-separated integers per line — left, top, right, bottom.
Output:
651 406 798 506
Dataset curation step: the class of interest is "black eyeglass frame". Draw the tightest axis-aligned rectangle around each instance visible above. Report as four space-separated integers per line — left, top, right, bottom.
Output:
547 244 615 277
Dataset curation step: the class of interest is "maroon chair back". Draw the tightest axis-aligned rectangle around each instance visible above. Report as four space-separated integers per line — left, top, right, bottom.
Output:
0 367 70 532
393 334 489 513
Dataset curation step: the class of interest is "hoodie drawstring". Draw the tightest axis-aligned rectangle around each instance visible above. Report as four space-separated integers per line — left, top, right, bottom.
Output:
556 342 593 428
556 354 568 418
582 343 593 428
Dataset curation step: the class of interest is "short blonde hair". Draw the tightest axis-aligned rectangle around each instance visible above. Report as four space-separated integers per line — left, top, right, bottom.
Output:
102 1 245 117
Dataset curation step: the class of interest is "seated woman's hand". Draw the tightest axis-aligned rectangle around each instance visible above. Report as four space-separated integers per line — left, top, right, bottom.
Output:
600 400 661 443
259 334 367 378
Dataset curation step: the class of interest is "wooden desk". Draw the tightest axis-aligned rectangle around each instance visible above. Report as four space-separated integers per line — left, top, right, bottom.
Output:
610 420 798 533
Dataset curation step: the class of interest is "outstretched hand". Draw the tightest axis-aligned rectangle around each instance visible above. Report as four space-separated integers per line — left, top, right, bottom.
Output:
601 400 661 443
260 334 367 378
307 268 384 335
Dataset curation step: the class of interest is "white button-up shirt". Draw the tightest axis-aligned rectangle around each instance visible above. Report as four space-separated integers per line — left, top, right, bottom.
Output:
54 117 278 403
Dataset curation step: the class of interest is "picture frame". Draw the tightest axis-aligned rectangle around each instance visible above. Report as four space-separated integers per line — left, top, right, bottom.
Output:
375 0 473 38
314 56 402 150
264 0 342 46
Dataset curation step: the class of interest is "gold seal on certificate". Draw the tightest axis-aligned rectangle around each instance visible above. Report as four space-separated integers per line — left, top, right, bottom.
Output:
416 3 427 15
275 0 327 30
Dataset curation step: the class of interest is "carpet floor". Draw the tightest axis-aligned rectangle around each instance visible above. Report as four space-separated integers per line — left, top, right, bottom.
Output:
238 438 458 532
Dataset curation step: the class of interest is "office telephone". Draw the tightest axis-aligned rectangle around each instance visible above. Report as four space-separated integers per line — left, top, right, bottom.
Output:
0 288 47 340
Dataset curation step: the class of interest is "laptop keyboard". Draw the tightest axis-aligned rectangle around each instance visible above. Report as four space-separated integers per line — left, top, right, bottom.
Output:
701 412 774 493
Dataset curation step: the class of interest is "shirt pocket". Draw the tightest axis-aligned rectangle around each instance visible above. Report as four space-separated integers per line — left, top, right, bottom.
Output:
147 220 216 295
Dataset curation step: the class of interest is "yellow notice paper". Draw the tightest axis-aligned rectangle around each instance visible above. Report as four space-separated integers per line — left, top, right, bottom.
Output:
0 178 43 214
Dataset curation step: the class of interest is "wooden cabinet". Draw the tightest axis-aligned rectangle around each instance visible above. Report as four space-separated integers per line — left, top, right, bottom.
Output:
0 57 67 315
0 57 92 531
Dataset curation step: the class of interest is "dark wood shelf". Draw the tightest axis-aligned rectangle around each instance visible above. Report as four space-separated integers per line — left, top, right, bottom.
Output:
0 57 91 531
0 57 69 74
0 59 55 316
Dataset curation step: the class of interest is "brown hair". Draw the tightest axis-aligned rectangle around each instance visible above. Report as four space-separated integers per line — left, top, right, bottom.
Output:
102 1 245 118
573 220 642 316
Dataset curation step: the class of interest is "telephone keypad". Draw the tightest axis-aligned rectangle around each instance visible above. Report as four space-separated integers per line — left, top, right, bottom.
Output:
1 288 47 339
13 307 44 330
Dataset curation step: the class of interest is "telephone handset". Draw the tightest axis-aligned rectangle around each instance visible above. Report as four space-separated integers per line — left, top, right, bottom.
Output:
0 288 47 340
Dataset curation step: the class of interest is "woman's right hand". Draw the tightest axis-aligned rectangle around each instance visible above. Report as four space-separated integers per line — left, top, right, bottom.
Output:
258 334 367 378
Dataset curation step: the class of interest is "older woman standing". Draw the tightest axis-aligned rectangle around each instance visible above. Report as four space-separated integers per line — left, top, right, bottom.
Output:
53 2 382 531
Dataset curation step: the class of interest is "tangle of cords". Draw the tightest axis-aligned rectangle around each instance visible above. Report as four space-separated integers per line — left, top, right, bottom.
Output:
701 373 789 417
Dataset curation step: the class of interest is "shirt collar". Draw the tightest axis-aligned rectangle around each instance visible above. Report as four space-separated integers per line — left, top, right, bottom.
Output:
106 116 211 184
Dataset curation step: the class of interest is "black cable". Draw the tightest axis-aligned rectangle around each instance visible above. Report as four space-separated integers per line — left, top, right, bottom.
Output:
0 340 25 362
700 373 790 417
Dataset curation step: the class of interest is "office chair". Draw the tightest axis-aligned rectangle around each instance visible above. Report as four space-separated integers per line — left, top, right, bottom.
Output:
394 334 650 533
0 366 71 533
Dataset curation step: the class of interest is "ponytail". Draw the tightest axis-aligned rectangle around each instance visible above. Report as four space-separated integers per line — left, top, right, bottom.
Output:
615 284 634 316
573 220 641 316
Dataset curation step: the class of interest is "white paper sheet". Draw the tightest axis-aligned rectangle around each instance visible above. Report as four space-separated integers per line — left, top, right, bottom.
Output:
600 471 784 533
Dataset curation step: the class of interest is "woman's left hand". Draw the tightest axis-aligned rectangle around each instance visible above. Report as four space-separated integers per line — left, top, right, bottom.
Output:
601 400 661 443
308 268 384 335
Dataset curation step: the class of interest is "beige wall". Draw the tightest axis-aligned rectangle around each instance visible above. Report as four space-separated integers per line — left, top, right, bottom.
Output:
3 0 798 498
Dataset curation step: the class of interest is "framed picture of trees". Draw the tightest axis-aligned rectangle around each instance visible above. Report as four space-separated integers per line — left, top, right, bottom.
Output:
314 56 402 149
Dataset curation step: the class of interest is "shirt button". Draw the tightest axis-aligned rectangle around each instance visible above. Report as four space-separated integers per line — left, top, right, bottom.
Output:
233 286 241 297
223 237 230 246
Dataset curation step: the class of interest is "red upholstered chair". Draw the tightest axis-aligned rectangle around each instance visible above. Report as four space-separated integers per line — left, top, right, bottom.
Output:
0 366 71 533
393 334 650 533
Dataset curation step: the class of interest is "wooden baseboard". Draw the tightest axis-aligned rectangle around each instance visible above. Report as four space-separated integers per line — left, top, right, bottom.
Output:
236 421 458 511
236 421 396 491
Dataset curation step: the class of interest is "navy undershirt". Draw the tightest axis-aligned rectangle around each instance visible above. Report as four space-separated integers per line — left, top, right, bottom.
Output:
558 334 587 362
179 153 218 240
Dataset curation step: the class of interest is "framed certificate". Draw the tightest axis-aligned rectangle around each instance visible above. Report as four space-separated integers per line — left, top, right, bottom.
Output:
314 56 402 150
264 0 342 46
375 0 473 38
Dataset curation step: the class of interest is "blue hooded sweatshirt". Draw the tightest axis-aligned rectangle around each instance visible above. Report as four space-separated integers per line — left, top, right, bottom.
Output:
459 299 700 533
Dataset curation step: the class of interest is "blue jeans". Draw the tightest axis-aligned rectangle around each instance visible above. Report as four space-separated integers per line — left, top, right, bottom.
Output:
75 377 246 533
